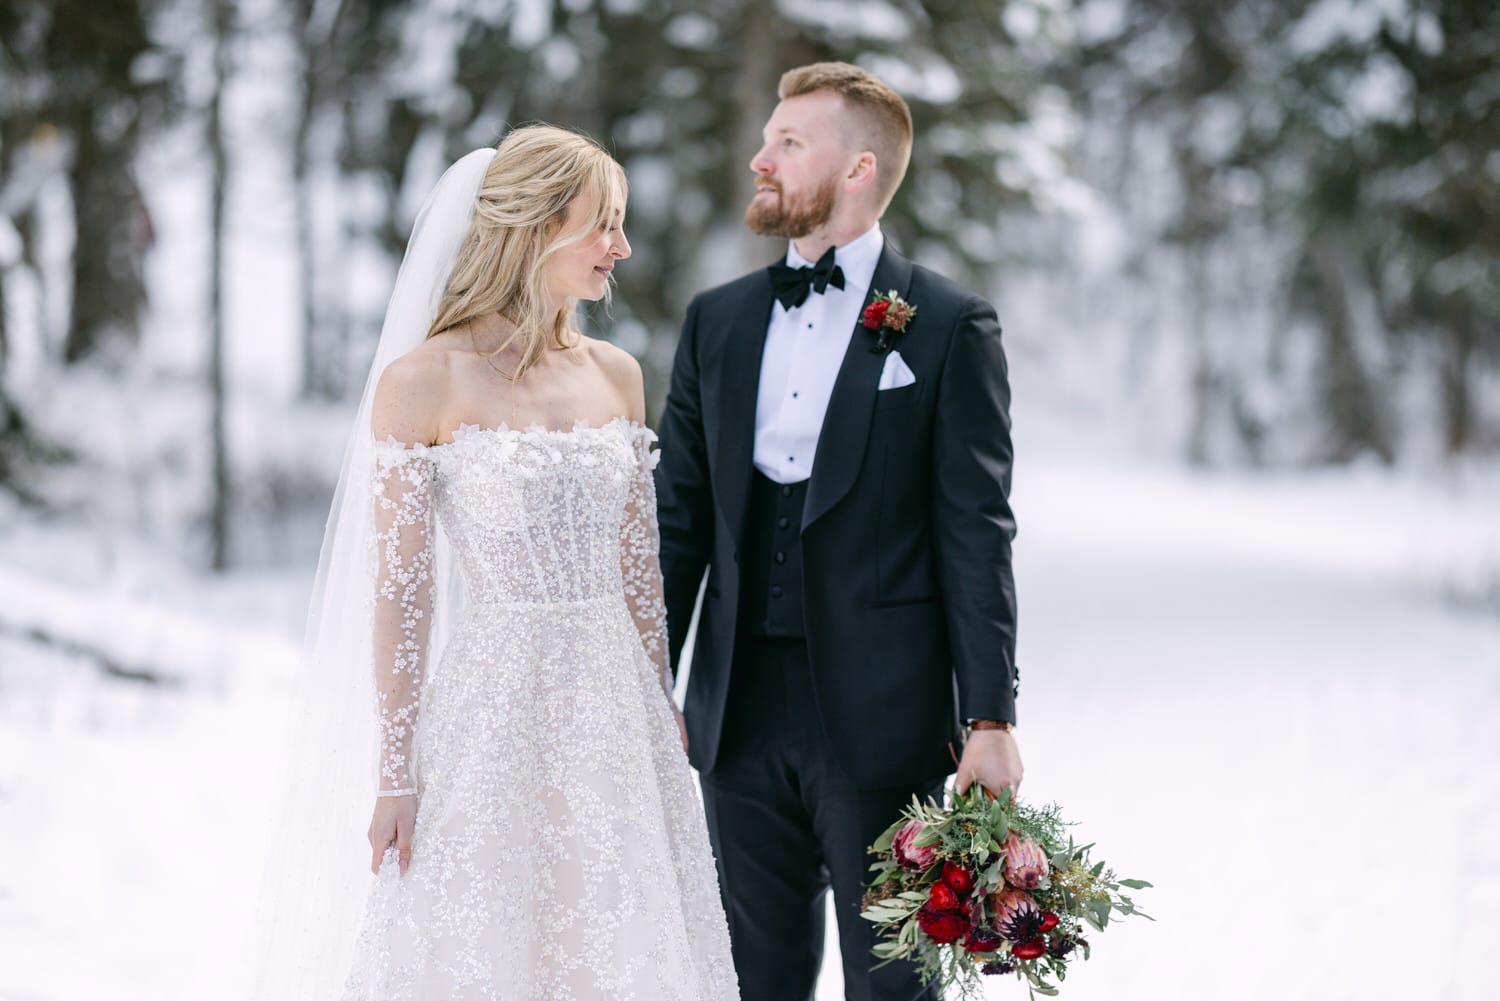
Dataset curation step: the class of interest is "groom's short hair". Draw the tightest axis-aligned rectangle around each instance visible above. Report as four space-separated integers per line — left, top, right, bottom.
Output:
779 62 913 211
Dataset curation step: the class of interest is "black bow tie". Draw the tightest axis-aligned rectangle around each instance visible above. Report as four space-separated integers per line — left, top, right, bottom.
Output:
768 246 846 310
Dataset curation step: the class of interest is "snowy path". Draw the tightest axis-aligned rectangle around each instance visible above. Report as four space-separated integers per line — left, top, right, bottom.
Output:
810 460 1500 1001
3 460 1498 1000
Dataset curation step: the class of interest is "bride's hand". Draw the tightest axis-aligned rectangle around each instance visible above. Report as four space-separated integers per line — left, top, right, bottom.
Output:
368 796 417 875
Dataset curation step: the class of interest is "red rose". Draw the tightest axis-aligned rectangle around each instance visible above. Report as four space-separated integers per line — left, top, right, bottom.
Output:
916 905 970 945
1039 912 1060 933
862 300 890 329
941 862 976 896
928 881 963 913
964 926 1003 954
1011 939 1047 961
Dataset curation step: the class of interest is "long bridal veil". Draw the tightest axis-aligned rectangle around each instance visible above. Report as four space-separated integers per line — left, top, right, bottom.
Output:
245 147 494 1001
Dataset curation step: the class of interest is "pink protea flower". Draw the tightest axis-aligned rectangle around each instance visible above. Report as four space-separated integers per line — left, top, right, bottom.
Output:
1002 831 1050 889
892 820 940 871
990 888 1044 942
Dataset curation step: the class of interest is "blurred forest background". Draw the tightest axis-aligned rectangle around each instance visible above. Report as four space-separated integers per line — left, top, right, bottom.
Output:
1 0 1496 571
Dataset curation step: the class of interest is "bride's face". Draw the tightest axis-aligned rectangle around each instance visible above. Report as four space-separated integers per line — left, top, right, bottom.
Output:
543 190 631 304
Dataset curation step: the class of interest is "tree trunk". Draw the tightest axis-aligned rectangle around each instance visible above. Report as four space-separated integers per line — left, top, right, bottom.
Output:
292 20 325 400
293 38 320 399
730 0 784 272
1308 234 1392 464
293 0 350 399
1176 114 1215 467
207 0 231 570
1439 305 1474 455
52 0 154 366
62 116 147 364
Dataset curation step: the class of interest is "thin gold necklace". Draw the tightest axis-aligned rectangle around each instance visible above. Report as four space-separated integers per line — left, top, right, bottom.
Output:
466 316 522 426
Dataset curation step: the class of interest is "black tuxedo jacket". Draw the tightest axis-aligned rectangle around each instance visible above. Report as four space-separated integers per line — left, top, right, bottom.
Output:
655 241 1018 790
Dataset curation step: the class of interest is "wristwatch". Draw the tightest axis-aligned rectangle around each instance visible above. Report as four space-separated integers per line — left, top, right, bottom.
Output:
967 719 1013 733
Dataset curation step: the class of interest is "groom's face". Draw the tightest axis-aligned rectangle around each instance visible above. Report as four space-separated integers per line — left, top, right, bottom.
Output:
745 91 849 238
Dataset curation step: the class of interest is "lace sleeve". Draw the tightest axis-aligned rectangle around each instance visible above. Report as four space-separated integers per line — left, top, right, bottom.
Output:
620 426 672 696
371 440 436 796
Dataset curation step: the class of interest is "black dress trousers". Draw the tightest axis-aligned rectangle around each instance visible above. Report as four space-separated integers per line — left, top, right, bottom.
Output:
700 635 944 1001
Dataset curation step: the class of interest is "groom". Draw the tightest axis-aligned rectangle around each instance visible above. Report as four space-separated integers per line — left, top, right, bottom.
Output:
655 62 1022 1001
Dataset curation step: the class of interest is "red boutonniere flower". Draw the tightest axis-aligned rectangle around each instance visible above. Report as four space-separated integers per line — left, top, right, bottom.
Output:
861 289 917 353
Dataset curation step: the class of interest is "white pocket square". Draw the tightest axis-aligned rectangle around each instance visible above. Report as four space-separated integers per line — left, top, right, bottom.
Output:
877 350 917 390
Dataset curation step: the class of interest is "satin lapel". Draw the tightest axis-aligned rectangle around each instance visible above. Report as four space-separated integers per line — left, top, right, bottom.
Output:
802 243 915 531
712 271 776 550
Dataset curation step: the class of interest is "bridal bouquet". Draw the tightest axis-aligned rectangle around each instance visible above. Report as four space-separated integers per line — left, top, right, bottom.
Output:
860 784 1150 998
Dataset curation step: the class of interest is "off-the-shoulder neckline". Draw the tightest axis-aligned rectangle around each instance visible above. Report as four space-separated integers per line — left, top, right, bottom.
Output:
374 415 653 451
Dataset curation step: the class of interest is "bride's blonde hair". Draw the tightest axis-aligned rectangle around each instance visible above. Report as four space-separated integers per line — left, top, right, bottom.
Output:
427 124 626 378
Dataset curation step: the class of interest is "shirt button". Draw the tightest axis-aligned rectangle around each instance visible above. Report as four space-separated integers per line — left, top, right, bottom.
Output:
792 391 799 398
775 551 786 564
781 485 792 497
771 585 784 598
806 323 813 329
777 516 789 529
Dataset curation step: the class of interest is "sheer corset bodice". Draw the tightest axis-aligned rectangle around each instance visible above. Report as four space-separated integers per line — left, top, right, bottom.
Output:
368 416 668 796
430 419 648 606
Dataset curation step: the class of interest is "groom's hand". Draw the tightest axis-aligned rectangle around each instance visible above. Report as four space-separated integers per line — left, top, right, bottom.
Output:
673 704 689 755
955 727 1023 798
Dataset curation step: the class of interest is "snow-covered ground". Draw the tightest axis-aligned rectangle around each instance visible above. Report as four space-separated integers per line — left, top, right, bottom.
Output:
3 450 1497 1001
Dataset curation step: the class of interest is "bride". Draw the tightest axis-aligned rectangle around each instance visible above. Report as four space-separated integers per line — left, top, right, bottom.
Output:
252 126 737 1000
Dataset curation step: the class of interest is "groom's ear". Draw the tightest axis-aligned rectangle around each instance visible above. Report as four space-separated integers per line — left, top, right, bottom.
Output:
845 150 879 194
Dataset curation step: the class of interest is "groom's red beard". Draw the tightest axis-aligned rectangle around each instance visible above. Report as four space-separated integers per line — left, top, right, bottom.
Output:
744 176 838 238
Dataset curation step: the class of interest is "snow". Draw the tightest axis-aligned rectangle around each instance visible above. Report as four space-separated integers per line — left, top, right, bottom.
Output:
3 444 1497 1001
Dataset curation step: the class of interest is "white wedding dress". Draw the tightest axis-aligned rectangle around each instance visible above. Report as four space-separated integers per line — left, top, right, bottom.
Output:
340 416 738 1000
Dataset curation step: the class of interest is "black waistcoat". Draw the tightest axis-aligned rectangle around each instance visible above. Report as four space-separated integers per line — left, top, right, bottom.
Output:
739 470 808 638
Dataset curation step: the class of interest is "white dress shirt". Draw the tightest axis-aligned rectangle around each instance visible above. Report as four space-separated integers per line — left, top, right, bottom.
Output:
753 223 884 484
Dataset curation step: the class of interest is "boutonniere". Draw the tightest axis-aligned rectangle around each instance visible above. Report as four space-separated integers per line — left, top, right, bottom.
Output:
862 289 917 353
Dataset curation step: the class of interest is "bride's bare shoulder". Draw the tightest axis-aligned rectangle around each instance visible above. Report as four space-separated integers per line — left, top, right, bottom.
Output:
372 337 458 444
578 336 645 419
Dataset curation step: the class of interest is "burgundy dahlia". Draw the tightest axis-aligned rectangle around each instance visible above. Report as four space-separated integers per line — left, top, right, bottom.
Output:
963 926 1003 954
915 905 970 945
981 960 1017 976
